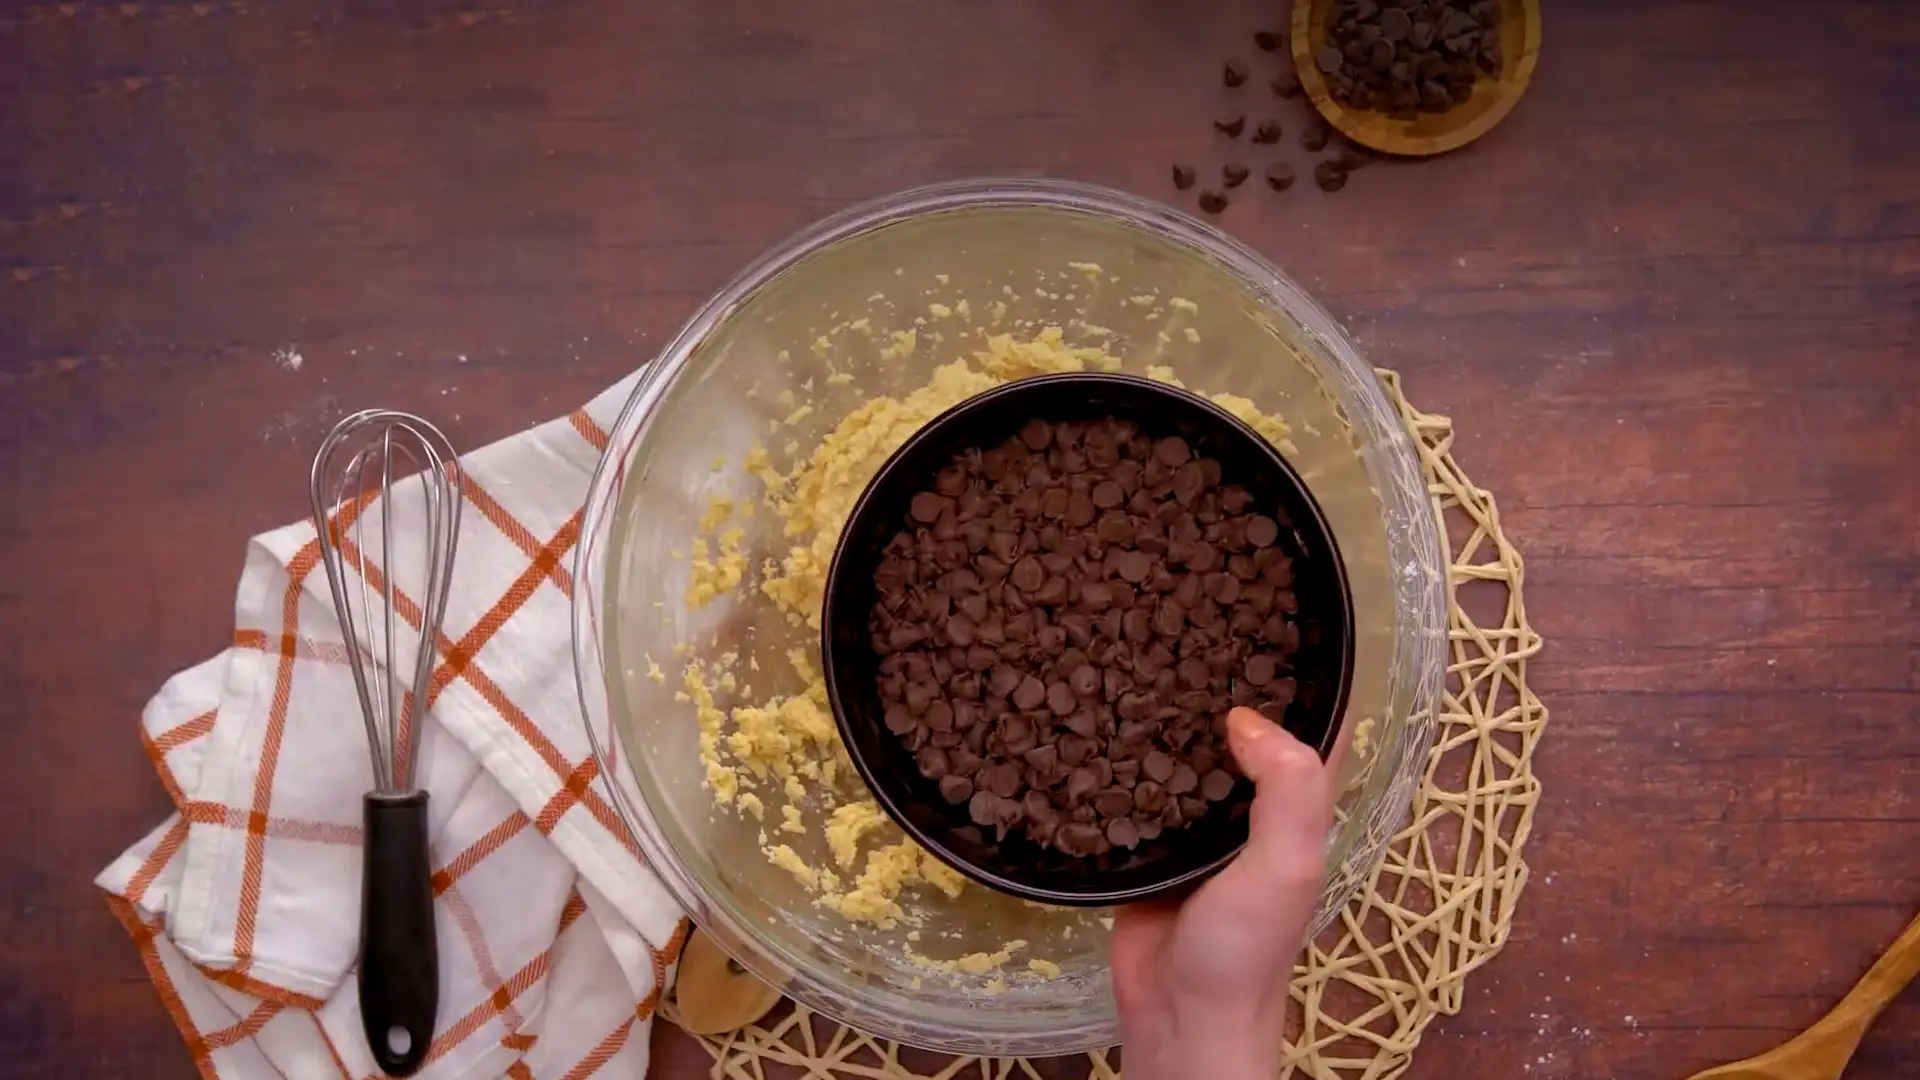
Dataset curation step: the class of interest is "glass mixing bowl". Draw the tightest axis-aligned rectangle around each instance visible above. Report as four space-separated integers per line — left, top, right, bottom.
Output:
573 179 1445 1057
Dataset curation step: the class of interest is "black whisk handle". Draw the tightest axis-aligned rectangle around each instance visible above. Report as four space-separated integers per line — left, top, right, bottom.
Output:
359 791 438 1077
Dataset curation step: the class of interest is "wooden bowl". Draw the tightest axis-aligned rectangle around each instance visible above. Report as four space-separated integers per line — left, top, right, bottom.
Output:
1290 0 1540 157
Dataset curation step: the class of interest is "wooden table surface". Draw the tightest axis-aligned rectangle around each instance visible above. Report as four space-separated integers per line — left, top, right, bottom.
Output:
3 0 1915 1077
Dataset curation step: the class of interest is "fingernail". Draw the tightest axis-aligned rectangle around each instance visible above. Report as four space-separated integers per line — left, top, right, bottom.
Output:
1227 706 1272 746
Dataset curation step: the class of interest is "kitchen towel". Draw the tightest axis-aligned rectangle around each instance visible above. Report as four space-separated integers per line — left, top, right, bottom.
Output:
96 370 694 1080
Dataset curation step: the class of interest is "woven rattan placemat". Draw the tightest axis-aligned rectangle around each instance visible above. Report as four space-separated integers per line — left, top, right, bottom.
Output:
663 371 1547 1080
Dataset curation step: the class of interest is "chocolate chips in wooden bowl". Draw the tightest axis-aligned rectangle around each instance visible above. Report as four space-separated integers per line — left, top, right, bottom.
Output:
821 374 1354 905
1315 0 1501 118
1289 0 1541 156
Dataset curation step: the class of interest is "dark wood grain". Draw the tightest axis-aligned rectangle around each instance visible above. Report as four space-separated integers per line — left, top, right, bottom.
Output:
2 0 1915 1077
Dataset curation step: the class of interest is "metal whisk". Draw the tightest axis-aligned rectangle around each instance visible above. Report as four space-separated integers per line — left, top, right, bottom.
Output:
309 409 463 1078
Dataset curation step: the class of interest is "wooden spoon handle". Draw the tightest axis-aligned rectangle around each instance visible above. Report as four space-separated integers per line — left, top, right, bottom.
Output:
1828 910 1920 1030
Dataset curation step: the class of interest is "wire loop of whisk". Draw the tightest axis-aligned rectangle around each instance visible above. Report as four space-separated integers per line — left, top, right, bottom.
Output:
309 410 464 794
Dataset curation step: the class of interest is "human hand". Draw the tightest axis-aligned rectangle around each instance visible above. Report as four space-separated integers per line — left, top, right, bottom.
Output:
1109 706 1336 1080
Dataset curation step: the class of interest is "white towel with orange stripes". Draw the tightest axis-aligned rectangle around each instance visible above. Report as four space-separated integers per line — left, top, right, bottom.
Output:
96 370 694 1080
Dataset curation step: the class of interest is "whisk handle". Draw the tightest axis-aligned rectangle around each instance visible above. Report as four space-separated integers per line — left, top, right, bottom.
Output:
358 791 438 1077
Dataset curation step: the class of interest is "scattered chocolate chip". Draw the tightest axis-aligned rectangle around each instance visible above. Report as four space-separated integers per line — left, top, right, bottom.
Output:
1254 29 1285 52
1252 119 1282 145
1315 161 1349 192
1221 163 1250 189
1223 59 1250 88
1172 163 1197 190
1198 190 1230 215
1302 117 1331 152
1213 114 1246 138
1265 163 1296 192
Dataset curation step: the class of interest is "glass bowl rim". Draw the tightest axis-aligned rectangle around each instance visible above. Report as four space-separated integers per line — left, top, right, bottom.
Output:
570 176 1444 1056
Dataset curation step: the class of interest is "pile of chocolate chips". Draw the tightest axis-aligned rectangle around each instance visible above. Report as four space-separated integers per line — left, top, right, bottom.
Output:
869 419 1303 858
1316 0 1501 117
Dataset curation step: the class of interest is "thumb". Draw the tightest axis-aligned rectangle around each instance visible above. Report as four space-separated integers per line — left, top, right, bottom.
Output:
1226 707 1335 871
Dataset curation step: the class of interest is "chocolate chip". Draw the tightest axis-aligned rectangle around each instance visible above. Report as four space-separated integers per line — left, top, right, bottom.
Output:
1011 556 1045 593
1265 163 1296 192
1056 822 1107 857
1114 550 1153 583
1222 163 1250 189
1067 766 1100 804
1172 164 1198 191
1223 59 1249 87
1252 119 1282 145
1198 190 1229 215
1060 732 1098 766
925 700 954 731
1164 762 1201 799
1213 114 1246 138
1246 515 1280 547
1302 118 1331 152
1094 787 1136 818
1315 160 1350 192
1046 680 1077 716
1013 675 1047 710
1066 491 1097 527
910 491 948 523
1245 653 1279 686
985 761 1023 798
1201 769 1236 802
1133 779 1168 813
1020 419 1054 451
969 789 998 825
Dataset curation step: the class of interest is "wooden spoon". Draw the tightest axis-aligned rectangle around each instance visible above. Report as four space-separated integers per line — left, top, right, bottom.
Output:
671 929 785 1036
1289 0 1541 157
1687 910 1920 1080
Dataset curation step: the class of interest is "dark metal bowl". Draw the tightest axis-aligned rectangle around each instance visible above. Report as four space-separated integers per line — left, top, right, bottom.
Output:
821 372 1354 906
